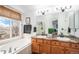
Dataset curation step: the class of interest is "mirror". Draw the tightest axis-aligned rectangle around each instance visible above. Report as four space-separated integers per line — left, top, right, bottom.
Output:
36 21 45 35
36 9 79 38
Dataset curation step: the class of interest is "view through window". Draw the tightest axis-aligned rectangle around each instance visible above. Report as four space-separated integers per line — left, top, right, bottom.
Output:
0 16 20 40
12 20 19 37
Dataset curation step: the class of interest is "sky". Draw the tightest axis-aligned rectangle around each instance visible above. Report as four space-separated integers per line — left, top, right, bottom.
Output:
0 17 12 27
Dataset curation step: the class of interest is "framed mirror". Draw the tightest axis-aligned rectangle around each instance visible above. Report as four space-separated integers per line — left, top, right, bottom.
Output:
25 17 30 25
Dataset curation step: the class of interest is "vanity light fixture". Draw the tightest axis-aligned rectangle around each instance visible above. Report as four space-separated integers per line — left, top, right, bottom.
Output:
56 5 72 12
38 9 48 15
36 8 49 15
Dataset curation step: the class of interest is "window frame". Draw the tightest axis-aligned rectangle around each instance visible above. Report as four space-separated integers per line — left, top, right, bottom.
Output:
0 16 22 40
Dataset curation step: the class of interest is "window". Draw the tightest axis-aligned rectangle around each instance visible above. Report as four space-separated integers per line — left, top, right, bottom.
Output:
0 16 21 40
12 20 20 37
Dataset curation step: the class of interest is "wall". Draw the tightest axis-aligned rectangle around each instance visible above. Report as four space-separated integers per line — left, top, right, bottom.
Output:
70 10 79 37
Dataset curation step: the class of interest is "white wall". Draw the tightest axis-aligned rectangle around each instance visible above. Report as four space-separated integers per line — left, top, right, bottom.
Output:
70 10 79 37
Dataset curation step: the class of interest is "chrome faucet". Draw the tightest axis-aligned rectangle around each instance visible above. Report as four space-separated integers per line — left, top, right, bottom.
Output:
1 50 6 54
0 47 17 54
14 48 17 52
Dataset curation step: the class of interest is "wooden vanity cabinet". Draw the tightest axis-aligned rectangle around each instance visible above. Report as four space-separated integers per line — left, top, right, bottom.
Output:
32 37 79 54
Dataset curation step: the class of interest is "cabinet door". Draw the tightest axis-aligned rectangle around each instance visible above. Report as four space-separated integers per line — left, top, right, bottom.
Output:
37 39 43 44
51 40 60 46
65 48 79 54
43 40 51 45
51 46 65 54
39 44 51 54
71 43 79 49
32 43 39 53
60 42 70 48
32 38 37 43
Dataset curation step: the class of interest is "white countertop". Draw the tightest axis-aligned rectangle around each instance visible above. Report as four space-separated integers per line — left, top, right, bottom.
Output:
32 35 79 43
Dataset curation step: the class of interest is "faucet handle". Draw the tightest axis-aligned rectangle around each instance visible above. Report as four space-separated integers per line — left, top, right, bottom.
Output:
8 47 12 53
14 48 17 51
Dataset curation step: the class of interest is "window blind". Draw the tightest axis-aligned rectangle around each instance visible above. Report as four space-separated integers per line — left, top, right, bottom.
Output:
0 6 21 20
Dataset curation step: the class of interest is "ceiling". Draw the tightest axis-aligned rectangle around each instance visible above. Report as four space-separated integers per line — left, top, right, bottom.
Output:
8 5 79 16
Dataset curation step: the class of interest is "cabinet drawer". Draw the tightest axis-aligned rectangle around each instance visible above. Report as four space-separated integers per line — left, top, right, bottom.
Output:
60 42 70 48
51 46 64 54
43 40 51 45
71 43 79 49
65 48 79 54
51 40 60 46
37 39 43 44
32 38 36 42
55 41 60 46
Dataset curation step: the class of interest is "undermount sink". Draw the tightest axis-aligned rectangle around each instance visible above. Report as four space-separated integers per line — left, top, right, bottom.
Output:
36 35 47 38
57 37 71 41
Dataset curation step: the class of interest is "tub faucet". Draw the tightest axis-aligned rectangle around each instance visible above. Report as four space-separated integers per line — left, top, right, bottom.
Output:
1 50 6 54
8 47 12 53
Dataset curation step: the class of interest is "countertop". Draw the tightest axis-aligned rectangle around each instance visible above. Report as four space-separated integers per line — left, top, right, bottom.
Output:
32 36 79 43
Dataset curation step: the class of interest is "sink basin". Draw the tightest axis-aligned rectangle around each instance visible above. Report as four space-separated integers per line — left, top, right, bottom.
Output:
36 35 47 38
57 37 71 41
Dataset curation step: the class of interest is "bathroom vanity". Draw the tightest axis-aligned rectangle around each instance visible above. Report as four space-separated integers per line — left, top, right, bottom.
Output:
32 36 79 54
